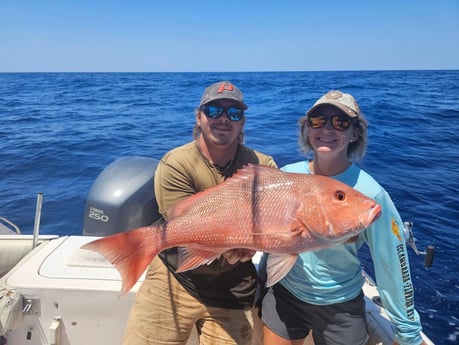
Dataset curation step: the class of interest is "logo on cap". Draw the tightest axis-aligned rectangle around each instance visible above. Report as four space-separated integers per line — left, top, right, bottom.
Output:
217 83 234 94
326 91 344 100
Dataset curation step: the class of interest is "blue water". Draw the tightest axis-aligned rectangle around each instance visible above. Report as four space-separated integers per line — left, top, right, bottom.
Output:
1 71 458 344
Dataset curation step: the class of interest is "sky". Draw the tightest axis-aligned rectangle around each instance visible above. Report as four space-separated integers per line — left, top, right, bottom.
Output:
1 0 458 72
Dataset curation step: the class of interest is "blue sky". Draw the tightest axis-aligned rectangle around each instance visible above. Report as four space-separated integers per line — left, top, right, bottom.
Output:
1 0 458 72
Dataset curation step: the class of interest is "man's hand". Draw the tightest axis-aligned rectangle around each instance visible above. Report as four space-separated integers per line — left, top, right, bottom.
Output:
223 249 256 265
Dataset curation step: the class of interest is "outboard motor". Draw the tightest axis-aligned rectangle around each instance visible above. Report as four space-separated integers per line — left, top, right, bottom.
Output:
83 156 161 237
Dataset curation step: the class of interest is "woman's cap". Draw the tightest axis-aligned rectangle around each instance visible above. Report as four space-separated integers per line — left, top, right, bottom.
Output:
306 90 360 118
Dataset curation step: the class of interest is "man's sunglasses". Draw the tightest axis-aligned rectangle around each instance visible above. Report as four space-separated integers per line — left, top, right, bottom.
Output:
201 105 244 121
307 114 354 131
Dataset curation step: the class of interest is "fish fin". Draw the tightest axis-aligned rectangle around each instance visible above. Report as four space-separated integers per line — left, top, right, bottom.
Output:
81 226 160 296
167 164 280 219
176 247 222 272
266 253 298 287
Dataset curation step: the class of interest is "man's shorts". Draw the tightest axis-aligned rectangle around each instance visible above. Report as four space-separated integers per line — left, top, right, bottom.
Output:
260 283 368 345
122 256 259 345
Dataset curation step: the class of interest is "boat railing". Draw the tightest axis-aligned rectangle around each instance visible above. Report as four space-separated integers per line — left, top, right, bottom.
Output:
0 217 21 235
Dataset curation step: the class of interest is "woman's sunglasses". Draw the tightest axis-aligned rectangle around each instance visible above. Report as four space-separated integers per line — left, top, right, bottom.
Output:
201 105 244 121
307 114 354 131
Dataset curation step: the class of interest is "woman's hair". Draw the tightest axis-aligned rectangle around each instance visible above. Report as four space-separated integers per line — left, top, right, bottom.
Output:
298 109 368 162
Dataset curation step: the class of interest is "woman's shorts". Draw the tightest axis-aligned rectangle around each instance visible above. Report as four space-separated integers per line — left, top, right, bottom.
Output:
260 283 368 345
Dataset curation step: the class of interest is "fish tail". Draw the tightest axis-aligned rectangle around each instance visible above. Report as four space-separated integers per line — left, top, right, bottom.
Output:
81 226 161 296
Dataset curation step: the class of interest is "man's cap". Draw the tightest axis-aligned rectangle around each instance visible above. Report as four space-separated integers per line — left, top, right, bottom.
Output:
199 81 248 110
306 90 360 118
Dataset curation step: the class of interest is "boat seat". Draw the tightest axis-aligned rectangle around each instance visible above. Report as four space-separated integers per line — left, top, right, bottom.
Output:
0 235 58 277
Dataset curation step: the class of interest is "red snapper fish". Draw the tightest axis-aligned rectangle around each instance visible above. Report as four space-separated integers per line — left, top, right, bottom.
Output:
82 165 381 296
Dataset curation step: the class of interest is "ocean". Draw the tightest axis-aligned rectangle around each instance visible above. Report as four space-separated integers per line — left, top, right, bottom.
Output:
1 71 458 344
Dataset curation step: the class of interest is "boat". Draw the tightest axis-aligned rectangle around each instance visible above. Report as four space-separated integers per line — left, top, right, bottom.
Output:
0 156 435 345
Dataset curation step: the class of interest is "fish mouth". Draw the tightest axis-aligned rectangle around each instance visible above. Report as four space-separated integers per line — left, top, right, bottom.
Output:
314 204 382 244
353 204 382 234
366 204 382 225
302 203 383 246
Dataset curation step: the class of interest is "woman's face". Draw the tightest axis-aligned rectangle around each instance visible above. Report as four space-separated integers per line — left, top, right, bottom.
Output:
306 105 356 157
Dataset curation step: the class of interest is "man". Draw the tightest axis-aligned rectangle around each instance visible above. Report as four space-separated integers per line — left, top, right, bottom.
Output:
123 81 277 345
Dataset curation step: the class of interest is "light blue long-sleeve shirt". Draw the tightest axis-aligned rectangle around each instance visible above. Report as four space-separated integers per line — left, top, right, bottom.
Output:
274 161 424 345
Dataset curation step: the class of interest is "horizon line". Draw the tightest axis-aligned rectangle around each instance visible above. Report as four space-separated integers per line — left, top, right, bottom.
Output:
1 68 458 74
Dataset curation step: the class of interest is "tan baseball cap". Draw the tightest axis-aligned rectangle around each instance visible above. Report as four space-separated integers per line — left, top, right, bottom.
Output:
306 90 360 118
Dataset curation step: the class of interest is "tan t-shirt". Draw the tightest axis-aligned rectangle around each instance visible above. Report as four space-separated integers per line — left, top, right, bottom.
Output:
154 140 277 309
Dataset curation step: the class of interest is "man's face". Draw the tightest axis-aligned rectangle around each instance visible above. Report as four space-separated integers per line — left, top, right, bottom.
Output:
197 99 245 148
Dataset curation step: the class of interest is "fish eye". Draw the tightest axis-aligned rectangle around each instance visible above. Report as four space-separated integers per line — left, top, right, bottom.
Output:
334 190 346 201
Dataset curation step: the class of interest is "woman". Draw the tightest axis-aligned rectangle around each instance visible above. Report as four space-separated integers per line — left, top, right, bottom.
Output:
260 90 427 345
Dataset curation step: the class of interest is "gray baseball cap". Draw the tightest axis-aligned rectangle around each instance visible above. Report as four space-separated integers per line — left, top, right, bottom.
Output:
199 81 248 109
306 90 361 118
